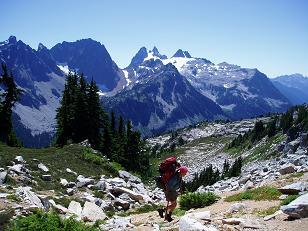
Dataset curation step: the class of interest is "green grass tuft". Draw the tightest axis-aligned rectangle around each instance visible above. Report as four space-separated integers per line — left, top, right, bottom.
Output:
280 195 299 206
225 186 282 202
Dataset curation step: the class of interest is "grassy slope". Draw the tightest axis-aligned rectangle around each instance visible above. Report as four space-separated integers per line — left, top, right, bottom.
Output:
0 143 117 192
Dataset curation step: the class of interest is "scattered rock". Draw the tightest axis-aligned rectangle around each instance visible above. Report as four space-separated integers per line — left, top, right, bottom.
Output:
60 178 68 187
38 163 49 172
281 192 308 218
100 216 134 230
114 198 130 210
179 214 217 231
243 180 254 190
16 187 43 209
228 203 246 213
239 219 262 229
222 218 244 225
66 182 76 188
264 210 283 221
0 171 7 185
82 201 106 222
238 175 251 185
66 168 77 176
66 188 75 196
49 199 68 214
278 181 308 195
95 180 106 190
67 201 82 218
279 164 296 175
111 187 150 202
41 175 52 181
77 175 95 188
119 170 142 183
14 156 25 163
189 211 211 221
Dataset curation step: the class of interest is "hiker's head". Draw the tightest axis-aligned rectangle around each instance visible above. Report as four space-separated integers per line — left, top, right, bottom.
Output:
179 166 188 176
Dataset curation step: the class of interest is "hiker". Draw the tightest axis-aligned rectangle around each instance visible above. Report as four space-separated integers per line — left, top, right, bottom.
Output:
157 159 188 222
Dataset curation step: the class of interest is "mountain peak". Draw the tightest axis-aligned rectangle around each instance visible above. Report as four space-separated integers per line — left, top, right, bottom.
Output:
8 35 17 44
172 49 191 58
38 43 47 51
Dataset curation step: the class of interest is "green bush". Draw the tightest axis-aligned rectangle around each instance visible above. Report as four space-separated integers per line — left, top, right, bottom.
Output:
225 186 281 202
7 211 98 231
280 195 299 206
81 148 105 165
179 192 218 210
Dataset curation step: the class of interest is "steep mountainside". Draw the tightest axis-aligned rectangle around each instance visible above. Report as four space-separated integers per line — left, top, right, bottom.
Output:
0 36 65 147
103 62 225 136
50 38 123 91
271 74 308 105
122 47 291 119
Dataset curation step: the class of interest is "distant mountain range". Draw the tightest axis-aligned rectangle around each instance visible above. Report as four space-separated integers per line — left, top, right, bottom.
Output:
0 36 305 146
271 74 308 105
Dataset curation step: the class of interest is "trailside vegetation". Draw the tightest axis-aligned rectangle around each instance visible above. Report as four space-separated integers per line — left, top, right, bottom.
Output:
227 104 308 151
55 72 150 174
0 63 22 147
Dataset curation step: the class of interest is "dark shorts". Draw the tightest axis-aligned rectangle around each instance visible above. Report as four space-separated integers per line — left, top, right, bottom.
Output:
164 190 178 202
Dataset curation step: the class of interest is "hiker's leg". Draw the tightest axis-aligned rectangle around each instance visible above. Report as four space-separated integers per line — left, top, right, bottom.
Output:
167 200 176 213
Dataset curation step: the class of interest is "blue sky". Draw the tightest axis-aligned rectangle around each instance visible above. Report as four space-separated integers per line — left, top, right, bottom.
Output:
1 0 307 77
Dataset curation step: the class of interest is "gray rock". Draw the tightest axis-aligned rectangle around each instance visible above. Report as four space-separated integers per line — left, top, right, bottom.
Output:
264 210 283 221
279 164 296 175
239 219 262 229
278 181 308 195
66 168 77 176
238 175 251 185
82 201 106 222
77 175 95 188
179 214 217 231
16 187 43 209
228 203 246 213
68 201 82 218
281 192 308 218
49 199 68 214
111 187 151 202
41 175 52 181
9 164 26 175
189 211 211 220
60 178 68 187
66 188 75 196
118 170 142 183
99 216 134 230
0 171 7 185
38 163 49 172
14 156 25 163
222 218 244 225
66 182 76 188
114 198 130 210
243 180 254 190
95 180 106 190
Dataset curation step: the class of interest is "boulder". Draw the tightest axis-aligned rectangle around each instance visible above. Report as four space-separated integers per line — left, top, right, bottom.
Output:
228 203 246 213
77 175 95 188
41 175 52 181
264 210 283 221
118 170 142 183
179 215 217 231
60 178 68 187
95 180 106 190
9 164 26 175
49 199 68 214
238 175 251 185
66 168 77 176
16 187 43 209
106 177 127 188
281 192 308 218
111 187 150 202
189 211 211 220
279 164 296 175
68 201 82 218
114 198 130 210
38 163 49 172
243 180 254 190
14 156 25 163
0 171 7 185
82 201 106 222
278 181 308 195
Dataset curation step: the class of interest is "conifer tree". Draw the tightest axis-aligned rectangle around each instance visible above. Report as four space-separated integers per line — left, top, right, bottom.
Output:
0 63 22 146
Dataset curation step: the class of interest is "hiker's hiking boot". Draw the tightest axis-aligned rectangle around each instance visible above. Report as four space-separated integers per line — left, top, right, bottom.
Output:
165 212 173 222
157 208 164 218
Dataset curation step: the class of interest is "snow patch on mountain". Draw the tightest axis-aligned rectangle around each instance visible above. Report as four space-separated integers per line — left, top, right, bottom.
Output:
57 65 70 75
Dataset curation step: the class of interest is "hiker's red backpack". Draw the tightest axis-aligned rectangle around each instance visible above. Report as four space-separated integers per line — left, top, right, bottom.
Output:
159 156 181 184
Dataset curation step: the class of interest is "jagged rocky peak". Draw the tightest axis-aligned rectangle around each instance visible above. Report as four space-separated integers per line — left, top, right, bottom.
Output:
37 43 48 51
129 46 167 67
8 35 17 44
172 49 192 58
151 46 167 59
